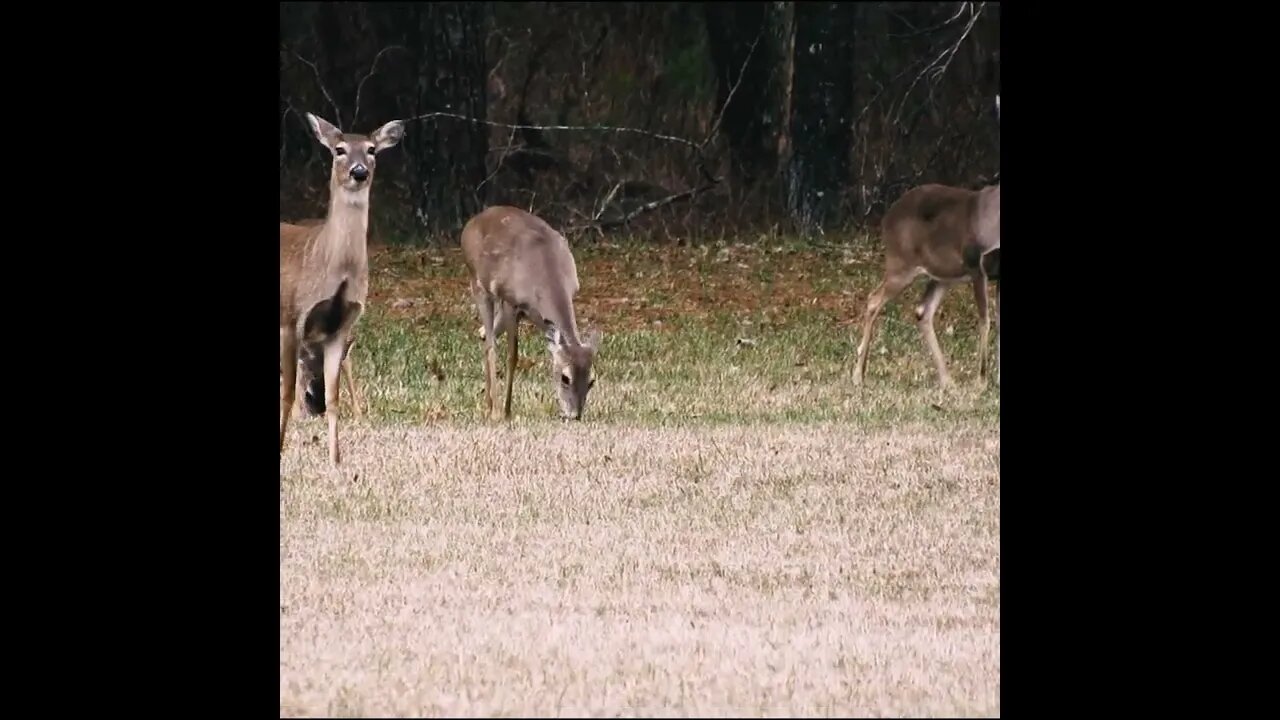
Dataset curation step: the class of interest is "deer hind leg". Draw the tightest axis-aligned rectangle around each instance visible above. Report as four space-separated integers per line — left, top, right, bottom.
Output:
489 302 516 421
915 278 954 388
994 281 1000 387
972 273 991 387
853 270 916 385
503 316 519 420
322 337 346 466
472 286 499 419
280 329 299 453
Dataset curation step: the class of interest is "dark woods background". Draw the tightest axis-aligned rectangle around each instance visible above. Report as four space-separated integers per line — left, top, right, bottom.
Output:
279 1 1000 245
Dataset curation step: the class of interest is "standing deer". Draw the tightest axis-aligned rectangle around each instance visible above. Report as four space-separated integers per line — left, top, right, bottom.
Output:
280 113 403 465
851 181 1000 388
461 206 603 421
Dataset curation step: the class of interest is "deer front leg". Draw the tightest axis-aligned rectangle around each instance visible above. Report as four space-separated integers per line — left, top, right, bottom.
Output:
280 329 298 453
503 319 519 420
488 303 515 422
322 337 346 466
994 282 1000 388
472 286 499 420
853 273 913 385
972 274 990 388
915 279 954 388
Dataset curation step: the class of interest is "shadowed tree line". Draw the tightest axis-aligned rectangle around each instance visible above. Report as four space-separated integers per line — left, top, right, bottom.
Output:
279 1 1000 244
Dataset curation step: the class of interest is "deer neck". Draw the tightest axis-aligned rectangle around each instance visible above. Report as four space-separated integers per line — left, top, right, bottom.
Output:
319 186 371 266
542 294 582 347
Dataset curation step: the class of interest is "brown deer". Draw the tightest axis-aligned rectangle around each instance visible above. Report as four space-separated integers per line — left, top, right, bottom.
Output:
851 181 1000 388
280 218 366 421
461 206 603 421
280 113 403 464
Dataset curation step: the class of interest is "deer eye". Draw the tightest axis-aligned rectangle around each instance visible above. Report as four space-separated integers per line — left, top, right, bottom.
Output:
588 377 596 389
367 145 377 156
335 146 347 156
561 374 571 386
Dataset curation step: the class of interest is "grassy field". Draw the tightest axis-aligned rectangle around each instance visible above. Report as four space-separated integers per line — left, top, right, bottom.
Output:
279 238 1001 717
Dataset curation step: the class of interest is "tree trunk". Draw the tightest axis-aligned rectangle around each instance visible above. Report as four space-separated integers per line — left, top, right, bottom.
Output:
785 1 856 237
405 2 489 236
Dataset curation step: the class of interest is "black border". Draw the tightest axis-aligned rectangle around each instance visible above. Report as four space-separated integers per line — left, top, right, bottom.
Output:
70 6 281 715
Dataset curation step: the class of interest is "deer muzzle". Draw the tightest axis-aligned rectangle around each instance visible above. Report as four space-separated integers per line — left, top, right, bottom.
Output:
350 164 369 182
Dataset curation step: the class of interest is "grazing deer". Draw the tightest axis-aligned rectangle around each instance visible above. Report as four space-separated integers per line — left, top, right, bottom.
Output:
280 113 403 464
461 206 603 421
851 181 1000 388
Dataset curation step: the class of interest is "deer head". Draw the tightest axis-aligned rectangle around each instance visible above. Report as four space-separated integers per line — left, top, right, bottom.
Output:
305 113 404 197
546 327 603 421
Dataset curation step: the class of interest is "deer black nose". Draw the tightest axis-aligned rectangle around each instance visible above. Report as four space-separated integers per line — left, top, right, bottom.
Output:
350 164 369 182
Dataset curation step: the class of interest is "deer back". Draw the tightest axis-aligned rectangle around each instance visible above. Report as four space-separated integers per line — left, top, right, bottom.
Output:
462 206 580 335
882 183 990 280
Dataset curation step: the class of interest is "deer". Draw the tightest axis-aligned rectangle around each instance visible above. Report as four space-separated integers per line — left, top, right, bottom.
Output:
280 112 403 465
852 96 1000 389
850 182 1000 389
460 206 603 422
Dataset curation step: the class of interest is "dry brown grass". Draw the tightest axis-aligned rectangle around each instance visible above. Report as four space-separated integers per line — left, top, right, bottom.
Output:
280 422 999 717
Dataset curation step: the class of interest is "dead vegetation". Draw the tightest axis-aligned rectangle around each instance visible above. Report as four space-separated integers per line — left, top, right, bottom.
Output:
280 423 1000 717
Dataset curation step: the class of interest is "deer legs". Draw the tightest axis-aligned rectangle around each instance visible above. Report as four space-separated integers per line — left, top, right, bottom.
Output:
280 330 298 452
321 337 346 466
994 282 1000 387
915 279 954 388
474 287 517 422
503 321 519 419
972 274 991 387
852 273 914 385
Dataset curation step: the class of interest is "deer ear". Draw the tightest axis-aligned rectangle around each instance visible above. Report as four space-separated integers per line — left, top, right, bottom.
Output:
372 119 405 151
306 113 343 152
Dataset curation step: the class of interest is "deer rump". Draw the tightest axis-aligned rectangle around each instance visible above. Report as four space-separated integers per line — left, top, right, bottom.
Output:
280 280 360 417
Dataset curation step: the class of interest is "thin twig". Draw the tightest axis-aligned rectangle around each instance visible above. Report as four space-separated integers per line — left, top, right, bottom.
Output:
700 25 764 150
403 111 703 154
475 123 520 202
887 2 969 38
593 182 624 223
353 45 406 127
568 180 719 234
292 52 343 129
894 3 985 126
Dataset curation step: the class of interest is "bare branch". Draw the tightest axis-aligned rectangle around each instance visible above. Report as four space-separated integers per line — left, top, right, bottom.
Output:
353 46 406 128
928 3 984 83
569 179 720 234
894 3 986 126
474 123 520 203
888 2 969 38
403 111 704 154
291 52 343 129
593 182 624 223
700 26 765 150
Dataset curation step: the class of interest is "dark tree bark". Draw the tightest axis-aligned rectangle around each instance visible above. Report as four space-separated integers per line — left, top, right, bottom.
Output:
702 1 775 188
404 2 489 235
785 2 856 236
